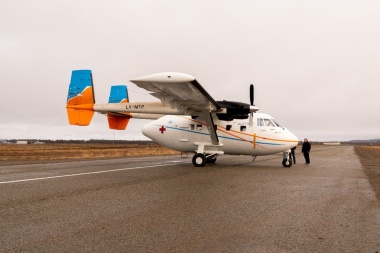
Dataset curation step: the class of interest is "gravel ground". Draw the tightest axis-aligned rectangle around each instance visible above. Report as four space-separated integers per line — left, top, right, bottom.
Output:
0 146 379 252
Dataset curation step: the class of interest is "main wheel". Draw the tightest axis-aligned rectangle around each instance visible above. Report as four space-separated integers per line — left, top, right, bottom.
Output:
282 159 292 168
192 153 207 167
207 156 217 163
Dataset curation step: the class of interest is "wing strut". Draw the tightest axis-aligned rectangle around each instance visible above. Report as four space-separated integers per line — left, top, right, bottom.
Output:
203 113 219 145
191 80 222 111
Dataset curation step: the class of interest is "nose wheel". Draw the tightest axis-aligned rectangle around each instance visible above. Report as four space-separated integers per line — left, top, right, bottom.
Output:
282 158 292 167
282 151 293 167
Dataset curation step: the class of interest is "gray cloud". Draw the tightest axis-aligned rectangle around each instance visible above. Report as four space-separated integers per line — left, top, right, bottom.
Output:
1 0 379 141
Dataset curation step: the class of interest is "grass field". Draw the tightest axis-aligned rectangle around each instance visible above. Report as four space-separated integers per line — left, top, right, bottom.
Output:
0 143 179 163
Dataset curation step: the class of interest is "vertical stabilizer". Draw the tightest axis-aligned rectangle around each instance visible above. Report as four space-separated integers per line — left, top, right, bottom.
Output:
108 85 129 103
66 70 95 126
107 85 131 130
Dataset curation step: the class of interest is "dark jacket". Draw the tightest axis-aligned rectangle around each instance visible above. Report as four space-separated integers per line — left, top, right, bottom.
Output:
302 142 311 153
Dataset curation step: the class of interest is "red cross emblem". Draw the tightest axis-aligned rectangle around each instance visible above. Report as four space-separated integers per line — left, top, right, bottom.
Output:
159 125 166 134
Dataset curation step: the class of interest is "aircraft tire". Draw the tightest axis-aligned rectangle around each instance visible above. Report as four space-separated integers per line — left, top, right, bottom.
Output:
192 153 207 167
282 159 292 168
207 157 217 163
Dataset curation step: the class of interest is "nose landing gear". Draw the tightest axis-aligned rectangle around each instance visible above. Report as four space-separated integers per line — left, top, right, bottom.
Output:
282 150 293 168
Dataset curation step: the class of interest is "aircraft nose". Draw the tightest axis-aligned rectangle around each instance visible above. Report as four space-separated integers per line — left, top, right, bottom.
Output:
287 130 298 147
142 122 154 140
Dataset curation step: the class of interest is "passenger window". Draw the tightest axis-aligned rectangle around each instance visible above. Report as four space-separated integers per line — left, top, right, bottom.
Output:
226 125 232 131
190 124 195 130
240 126 246 132
196 124 202 131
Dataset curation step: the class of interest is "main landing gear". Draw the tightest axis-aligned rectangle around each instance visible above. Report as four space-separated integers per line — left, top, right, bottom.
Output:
192 153 218 167
282 150 293 168
192 153 207 167
192 142 223 167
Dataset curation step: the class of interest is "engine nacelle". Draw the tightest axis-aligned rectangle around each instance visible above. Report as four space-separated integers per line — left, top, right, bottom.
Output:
216 100 251 121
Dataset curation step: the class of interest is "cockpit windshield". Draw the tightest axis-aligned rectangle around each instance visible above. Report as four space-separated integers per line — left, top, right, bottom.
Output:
272 119 282 128
264 119 275 127
257 118 282 127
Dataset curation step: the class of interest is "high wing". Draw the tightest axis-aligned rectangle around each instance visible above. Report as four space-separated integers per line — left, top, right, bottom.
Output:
130 72 222 144
130 72 222 115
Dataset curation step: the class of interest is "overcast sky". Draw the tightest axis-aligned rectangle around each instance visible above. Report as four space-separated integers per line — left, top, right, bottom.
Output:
1 0 379 141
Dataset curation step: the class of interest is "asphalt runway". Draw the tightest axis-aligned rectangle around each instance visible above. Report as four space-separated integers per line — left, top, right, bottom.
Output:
0 146 379 252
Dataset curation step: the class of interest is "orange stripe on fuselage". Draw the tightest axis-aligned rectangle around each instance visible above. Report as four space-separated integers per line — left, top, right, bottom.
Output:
178 116 297 147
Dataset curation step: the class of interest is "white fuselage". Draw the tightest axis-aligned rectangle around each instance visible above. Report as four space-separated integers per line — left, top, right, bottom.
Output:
142 113 298 156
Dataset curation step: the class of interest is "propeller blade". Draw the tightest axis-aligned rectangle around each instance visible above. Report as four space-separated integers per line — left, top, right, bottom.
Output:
249 84 255 127
250 84 254 106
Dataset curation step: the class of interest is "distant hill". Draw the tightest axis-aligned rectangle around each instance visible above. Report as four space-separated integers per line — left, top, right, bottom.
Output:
349 138 380 143
1 139 154 145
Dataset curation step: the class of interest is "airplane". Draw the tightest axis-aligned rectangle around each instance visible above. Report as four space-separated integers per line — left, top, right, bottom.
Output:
66 70 299 167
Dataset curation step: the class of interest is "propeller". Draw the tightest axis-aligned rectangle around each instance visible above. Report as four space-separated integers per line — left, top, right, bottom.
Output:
249 84 254 126
250 84 254 106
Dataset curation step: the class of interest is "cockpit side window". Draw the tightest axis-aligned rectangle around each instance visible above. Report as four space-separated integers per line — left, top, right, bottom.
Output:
257 118 264 126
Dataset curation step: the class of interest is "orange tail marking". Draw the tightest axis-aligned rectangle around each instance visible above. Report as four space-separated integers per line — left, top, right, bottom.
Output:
66 87 95 126
107 115 131 130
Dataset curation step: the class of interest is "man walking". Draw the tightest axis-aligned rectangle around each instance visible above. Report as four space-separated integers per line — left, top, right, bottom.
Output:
302 138 311 165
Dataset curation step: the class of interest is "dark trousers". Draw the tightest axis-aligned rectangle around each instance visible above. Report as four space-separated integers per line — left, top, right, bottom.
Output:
303 152 310 164
290 151 296 164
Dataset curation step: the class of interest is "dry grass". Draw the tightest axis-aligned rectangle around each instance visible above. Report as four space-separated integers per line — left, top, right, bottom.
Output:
355 145 380 200
0 143 179 162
